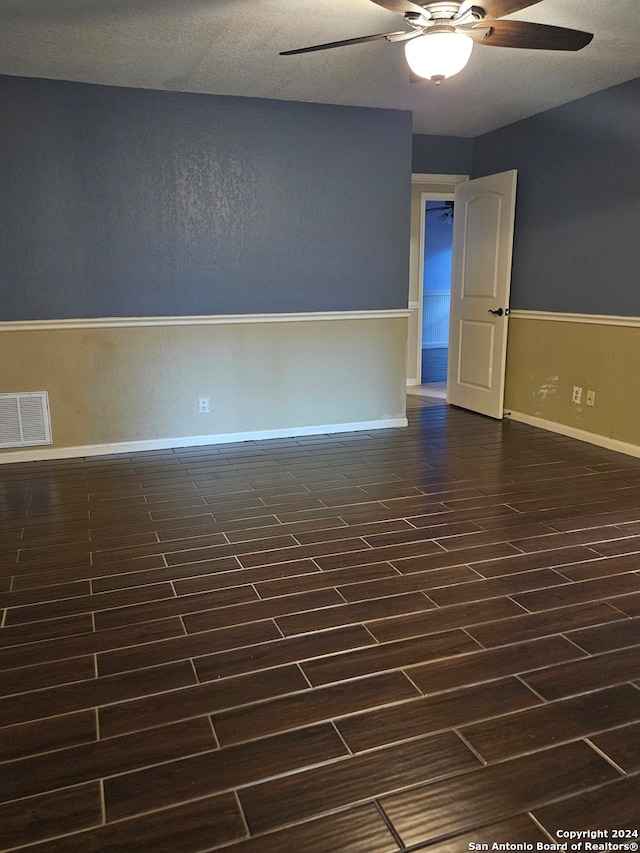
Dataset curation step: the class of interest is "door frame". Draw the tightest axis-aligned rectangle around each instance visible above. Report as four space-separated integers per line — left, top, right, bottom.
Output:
407 173 469 388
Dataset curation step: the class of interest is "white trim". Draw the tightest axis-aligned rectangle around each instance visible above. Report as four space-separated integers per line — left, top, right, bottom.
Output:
406 379 420 387
420 191 456 201
0 309 410 333
509 310 640 328
0 418 408 464
506 410 640 460
417 193 427 375
412 173 469 185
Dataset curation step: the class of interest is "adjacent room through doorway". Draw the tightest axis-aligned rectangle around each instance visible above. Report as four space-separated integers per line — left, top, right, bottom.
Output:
420 198 453 398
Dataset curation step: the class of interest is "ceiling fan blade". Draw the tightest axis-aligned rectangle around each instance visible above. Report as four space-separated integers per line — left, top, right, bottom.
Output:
369 0 430 15
470 0 543 18
280 31 406 56
471 20 594 51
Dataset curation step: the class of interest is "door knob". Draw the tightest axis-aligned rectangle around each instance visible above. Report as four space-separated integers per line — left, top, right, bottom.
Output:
488 308 504 316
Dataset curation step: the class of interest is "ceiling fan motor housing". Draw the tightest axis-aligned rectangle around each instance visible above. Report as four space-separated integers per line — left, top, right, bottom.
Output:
419 2 462 19
407 2 486 30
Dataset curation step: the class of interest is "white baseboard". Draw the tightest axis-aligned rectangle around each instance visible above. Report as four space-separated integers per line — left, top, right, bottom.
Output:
506 411 640 460
0 418 408 464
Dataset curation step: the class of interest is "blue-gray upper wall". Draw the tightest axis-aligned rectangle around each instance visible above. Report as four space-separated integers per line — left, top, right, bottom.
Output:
0 76 412 320
412 134 473 176
4 73 639 321
473 76 640 317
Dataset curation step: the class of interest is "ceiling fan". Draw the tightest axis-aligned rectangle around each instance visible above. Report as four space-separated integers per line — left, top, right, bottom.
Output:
280 1 594 84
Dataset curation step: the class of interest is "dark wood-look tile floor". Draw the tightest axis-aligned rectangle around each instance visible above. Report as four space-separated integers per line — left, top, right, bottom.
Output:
1 394 640 851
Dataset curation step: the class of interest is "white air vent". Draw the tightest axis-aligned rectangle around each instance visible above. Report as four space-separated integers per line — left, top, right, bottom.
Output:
0 392 52 448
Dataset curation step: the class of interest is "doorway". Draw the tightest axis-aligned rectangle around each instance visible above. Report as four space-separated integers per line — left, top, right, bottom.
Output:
421 198 454 398
407 171 517 419
406 173 468 394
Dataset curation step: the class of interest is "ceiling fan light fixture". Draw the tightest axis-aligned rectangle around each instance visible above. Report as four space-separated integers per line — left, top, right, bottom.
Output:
404 31 474 84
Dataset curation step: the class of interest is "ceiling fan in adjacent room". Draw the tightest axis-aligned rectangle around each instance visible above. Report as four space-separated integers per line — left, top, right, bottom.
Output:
280 0 594 84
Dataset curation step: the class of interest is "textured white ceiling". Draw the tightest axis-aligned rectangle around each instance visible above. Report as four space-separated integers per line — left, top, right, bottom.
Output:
1 0 639 136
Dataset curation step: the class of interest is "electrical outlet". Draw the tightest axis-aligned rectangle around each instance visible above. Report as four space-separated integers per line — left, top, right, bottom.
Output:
572 386 582 404
198 397 210 414
586 390 595 407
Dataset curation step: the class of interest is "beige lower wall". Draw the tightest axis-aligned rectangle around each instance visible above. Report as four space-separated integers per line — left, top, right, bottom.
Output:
505 315 640 449
1 315 408 459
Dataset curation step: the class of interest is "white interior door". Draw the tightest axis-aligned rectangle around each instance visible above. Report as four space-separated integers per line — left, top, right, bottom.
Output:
447 170 517 419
